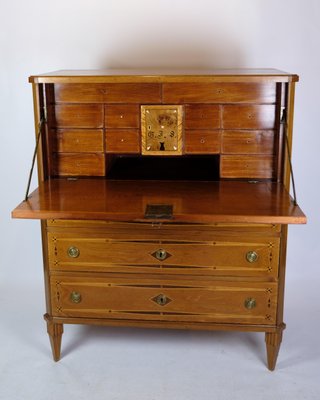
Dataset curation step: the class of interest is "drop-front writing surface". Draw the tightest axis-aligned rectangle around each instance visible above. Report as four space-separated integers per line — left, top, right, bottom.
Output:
12 69 306 370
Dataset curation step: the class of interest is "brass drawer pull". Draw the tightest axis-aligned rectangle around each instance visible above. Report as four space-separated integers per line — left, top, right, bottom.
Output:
67 246 80 258
70 291 82 304
246 251 258 263
244 298 256 309
155 249 167 261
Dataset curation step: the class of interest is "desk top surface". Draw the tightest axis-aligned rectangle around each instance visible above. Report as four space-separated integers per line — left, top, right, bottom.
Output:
29 69 299 84
12 179 306 225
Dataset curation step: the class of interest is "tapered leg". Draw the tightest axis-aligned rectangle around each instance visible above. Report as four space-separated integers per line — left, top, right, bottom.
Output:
265 331 283 371
44 314 63 361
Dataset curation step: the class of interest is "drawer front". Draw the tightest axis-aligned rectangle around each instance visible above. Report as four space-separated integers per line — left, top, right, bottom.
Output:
54 105 104 128
48 233 279 277
185 105 220 129
52 153 105 176
51 274 278 325
105 105 139 128
105 129 140 153
52 129 104 153
221 130 275 155
54 83 161 103
162 83 276 104
185 130 221 154
220 155 275 179
222 105 276 130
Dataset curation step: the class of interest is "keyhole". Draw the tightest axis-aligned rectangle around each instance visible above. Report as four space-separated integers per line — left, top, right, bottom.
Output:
159 142 165 151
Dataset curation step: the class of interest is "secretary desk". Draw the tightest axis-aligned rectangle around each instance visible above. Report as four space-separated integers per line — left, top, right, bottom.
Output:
12 69 306 370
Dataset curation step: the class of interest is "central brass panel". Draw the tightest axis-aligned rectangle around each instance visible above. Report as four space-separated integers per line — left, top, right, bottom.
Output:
141 105 183 155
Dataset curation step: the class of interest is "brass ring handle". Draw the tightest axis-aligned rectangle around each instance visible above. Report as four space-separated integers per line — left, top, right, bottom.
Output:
155 249 167 261
67 246 80 258
70 291 82 303
244 298 256 309
246 251 258 263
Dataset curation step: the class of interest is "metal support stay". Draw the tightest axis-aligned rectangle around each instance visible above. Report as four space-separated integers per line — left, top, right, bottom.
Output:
24 117 45 201
281 108 298 206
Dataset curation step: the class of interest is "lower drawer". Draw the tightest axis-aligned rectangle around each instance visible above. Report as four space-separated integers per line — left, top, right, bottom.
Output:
51 274 278 325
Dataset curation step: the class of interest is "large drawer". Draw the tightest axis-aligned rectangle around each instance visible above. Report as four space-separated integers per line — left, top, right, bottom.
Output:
47 229 280 277
50 274 278 325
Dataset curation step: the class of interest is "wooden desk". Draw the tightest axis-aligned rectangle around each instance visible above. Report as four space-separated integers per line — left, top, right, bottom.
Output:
12 69 306 370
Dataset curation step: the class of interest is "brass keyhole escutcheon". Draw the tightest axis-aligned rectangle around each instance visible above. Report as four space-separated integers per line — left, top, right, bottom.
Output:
70 291 82 304
246 251 258 263
244 298 256 309
67 246 80 258
155 249 167 261
151 293 172 306
156 294 168 306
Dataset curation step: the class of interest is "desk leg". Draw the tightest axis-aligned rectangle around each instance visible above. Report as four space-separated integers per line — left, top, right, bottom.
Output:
44 314 63 361
265 331 283 371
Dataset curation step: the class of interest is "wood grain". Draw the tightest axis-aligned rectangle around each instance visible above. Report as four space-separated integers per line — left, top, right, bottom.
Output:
220 155 275 179
105 105 139 128
221 130 275 155
54 83 161 103
12 179 306 224
105 129 140 153
52 154 105 176
48 232 280 277
51 274 278 325
163 83 276 103
184 130 221 153
52 129 104 153
54 104 103 128
222 105 276 130
185 105 220 129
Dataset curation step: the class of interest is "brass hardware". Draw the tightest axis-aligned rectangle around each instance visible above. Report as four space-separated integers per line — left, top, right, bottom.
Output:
145 204 173 219
70 291 81 303
141 105 183 155
155 249 167 261
67 246 80 258
245 298 257 309
151 293 172 306
151 248 171 261
246 251 258 263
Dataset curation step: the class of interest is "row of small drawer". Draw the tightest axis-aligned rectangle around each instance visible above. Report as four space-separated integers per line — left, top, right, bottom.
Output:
52 153 274 178
52 82 277 104
52 129 275 155
51 104 276 130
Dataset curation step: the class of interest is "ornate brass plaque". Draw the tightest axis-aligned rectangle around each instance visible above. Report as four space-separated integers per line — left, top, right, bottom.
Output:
141 105 183 155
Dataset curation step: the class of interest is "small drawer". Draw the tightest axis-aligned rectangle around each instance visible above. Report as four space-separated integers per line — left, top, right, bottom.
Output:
52 153 105 176
54 104 104 128
105 105 139 128
222 105 276 130
54 83 161 103
51 274 278 325
105 129 140 153
185 105 220 129
53 129 104 153
220 155 275 179
162 83 277 104
221 130 275 155
185 130 221 154
48 233 279 277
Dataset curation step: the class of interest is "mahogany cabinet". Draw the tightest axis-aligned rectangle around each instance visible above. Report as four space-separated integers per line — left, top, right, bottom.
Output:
12 69 306 370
